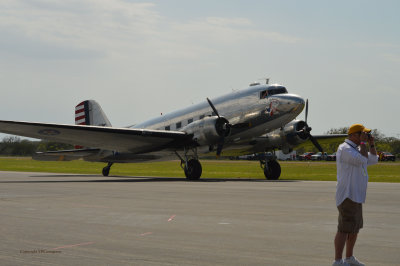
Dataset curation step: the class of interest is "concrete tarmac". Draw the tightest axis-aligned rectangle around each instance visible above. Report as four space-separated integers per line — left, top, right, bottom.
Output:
0 171 399 266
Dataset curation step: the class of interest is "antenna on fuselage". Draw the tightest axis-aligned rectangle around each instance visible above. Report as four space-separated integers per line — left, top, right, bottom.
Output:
249 77 270 86
259 77 270 84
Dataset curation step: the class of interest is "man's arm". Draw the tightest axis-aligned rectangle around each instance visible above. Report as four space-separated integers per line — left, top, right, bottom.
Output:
340 145 368 166
367 135 379 165
368 135 377 156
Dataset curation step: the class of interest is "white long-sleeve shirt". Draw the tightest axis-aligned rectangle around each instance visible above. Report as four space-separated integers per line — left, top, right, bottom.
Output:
336 139 378 206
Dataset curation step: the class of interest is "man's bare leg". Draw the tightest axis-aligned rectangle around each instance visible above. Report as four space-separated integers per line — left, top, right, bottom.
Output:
334 231 348 260
346 233 358 258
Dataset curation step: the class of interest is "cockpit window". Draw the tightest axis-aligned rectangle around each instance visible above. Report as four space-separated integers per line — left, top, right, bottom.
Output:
269 86 288 95
260 90 268 99
260 86 288 99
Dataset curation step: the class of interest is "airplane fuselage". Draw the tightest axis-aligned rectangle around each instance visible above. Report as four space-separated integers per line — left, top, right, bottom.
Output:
132 83 305 149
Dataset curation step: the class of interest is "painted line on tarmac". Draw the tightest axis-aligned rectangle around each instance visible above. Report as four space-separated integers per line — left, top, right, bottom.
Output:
52 242 95 250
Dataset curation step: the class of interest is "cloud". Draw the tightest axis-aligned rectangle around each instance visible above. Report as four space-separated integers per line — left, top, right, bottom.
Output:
382 53 400 63
0 28 105 60
0 0 300 61
0 0 160 59
170 16 300 44
353 42 400 49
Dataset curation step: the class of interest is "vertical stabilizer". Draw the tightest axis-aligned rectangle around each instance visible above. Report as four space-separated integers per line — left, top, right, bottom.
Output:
75 100 112 127
74 100 111 149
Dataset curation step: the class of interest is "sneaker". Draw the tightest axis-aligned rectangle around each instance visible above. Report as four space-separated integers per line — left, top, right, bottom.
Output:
345 256 365 266
332 259 350 266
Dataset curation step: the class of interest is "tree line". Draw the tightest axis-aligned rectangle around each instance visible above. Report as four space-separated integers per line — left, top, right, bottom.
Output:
0 136 73 156
305 128 400 158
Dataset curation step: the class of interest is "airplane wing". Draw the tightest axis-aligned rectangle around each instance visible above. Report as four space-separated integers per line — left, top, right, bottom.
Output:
209 134 347 157
0 120 194 153
294 134 347 151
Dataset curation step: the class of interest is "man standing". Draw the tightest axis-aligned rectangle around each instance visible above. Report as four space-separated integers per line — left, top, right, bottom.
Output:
333 124 378 266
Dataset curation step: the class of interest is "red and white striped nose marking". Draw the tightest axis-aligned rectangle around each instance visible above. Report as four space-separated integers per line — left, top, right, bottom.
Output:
75 102 86 125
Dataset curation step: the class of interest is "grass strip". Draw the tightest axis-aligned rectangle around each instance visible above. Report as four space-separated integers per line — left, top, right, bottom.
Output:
0 158 399 182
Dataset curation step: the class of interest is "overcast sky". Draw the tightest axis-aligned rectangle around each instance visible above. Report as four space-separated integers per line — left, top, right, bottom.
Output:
1 0 399 139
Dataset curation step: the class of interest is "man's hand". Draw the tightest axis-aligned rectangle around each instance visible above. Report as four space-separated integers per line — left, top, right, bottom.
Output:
360 132 369 142
368 135 375 146
360 132 369 158
368 135 377 155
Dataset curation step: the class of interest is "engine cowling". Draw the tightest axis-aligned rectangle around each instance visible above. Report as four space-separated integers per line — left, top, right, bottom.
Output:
266 120 310 154
182 116 231 146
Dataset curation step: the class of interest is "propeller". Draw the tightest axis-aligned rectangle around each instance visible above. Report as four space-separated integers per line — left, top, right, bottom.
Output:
207 98 220 118
309 135 323 152
305 99 309 124
297 99 324 152
206 98 231 157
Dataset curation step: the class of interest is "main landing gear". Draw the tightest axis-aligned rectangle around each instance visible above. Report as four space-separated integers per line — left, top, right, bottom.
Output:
260 152 281 180
176 148 202 180
183 159 202 180
102 162 113 176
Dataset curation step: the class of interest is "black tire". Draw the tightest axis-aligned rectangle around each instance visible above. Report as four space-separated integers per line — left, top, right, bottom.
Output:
264 160 281 180
184 159 202 180
102 167 110 177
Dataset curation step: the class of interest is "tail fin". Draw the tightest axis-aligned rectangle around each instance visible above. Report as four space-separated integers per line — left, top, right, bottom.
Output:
75 100 112 127
75 100 111 149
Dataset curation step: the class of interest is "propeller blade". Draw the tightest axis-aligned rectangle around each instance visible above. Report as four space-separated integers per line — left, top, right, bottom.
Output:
216 139 224 157
206 98 220 118
305 99 309 124
309 135 323 152
206 98 231 157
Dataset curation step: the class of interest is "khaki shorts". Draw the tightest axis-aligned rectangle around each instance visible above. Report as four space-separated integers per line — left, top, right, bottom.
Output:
337 198 363 234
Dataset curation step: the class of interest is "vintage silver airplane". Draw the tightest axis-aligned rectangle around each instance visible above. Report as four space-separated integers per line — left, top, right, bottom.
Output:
0 81 343 180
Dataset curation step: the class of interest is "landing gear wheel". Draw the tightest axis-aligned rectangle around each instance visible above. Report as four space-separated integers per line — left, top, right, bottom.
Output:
264 160 281 180
102 167 110 176
102 162 113 177
184 159 202 180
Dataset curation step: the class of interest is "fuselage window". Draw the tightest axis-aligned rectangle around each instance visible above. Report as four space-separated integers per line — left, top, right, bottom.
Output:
176 122 182 129
188 118 193 124
165 125 170 131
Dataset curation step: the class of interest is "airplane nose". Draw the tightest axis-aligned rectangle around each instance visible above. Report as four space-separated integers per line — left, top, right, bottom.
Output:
270 94 305 115
297 96 305 109
289 94 305 114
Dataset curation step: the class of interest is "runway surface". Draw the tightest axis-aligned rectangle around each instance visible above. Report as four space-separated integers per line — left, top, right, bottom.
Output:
0 171 399 266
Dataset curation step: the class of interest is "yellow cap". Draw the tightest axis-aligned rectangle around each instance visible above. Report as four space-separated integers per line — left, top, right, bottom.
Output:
348 124 372 135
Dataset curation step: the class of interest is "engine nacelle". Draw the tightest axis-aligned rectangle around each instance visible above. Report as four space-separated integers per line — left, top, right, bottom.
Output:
182 116 231 146
266 120 309 154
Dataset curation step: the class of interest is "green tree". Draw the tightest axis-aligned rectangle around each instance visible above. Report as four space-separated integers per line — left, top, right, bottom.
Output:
36 141 74 152
0 137 39 156
325 127 349 134
0 137 74 156
324 128 400 159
